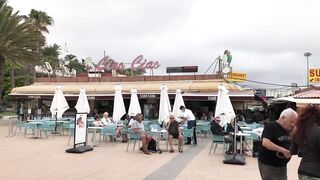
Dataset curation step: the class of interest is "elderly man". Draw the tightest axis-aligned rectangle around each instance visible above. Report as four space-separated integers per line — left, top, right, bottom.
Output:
131 113 153 155
101 112 115 126
210 116 226 136
258 108 298 180
167 114 183 153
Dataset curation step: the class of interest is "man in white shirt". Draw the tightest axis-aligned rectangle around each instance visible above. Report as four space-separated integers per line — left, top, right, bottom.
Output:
180 106 197 145
131 113 153 155
101 112 115 126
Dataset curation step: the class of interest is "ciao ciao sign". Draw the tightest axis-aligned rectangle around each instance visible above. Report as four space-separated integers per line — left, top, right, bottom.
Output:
96 55 160 71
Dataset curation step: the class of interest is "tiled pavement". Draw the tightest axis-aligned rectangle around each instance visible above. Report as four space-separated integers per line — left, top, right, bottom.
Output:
0 125 301 180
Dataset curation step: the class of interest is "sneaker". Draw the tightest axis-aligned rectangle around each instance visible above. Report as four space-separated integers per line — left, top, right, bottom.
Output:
169 149 174 153
184 142 191 145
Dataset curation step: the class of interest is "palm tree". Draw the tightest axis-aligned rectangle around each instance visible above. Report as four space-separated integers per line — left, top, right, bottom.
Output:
28 9 53 48
42 43 61 75
0 1 40 101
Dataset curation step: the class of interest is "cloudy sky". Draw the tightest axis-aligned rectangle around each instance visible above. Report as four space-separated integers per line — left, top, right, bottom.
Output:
8 0 320 88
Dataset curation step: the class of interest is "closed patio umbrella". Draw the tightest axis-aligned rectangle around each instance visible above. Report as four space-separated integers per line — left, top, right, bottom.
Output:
158 84 171 124
172 89 185 121
128 88 141 116
75 88 90 113
112 85 126 122
50 86 69 119
215 85 235 127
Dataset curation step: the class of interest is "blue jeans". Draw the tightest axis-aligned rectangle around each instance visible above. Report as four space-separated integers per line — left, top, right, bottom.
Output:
187 120 197 144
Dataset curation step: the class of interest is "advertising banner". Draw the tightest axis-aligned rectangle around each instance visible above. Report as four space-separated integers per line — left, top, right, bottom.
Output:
309 68 320 82
75 113 87 145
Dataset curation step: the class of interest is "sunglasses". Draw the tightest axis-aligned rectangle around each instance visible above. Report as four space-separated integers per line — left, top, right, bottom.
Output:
169 117 174 119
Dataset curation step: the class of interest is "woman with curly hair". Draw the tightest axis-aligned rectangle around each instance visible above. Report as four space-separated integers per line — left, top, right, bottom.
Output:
293 104 320 179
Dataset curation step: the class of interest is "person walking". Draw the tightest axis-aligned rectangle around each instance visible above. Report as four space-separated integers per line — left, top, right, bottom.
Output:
258 108 298 180
180 106 197 145
292 104 320 179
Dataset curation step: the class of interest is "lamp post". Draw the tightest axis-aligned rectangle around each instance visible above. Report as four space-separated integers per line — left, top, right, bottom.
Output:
304 52 312 87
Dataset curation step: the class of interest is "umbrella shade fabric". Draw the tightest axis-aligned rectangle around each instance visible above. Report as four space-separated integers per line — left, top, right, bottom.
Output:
75 88 90 113
128 88 141 116
50 86 69 119
158 85 171 124
172 89 185 120
112 85 126 122
215 85 235 127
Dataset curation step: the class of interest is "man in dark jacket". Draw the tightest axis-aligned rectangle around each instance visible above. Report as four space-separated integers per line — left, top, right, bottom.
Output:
210 116 225 136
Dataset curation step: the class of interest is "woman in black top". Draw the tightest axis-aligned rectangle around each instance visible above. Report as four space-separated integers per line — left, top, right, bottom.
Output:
293 104 320 179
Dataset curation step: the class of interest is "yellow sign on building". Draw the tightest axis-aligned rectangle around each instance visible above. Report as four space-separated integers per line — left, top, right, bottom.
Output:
227 72 247 82
309 68 320 82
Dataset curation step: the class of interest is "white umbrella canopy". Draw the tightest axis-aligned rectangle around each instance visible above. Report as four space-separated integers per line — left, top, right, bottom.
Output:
50 86 69 119
75 88 90 113
112 85 126 122
215 85 235 126
128 88 141 116
172 89 185 120
158 84 171 124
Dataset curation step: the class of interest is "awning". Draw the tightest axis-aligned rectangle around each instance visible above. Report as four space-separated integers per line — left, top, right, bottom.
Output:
10 79 253 97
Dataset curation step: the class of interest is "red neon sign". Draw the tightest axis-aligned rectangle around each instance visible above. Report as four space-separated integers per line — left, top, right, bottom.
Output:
96 55 160 71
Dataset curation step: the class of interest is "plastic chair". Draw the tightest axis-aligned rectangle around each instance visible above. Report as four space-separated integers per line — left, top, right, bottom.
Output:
23 123 36 138
39 121 55 138
200 124 211 138
209 133 226 154
182 127 195 144
126 129 141 152
101 124 118 145
67 124 75 145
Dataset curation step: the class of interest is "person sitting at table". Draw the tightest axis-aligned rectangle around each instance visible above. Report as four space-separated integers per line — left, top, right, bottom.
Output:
93 115 104 127
210 116 227 136
131 113 153 155
101 112 114 126
167 114 183 153
225 118 246 154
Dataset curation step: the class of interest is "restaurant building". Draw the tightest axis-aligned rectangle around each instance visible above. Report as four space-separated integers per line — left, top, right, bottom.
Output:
10 74 254 120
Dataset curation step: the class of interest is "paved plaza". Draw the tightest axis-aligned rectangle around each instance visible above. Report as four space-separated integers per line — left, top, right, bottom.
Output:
0 125 301 180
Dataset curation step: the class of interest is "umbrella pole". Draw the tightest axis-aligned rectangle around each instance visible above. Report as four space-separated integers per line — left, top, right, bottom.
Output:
52 112 60 134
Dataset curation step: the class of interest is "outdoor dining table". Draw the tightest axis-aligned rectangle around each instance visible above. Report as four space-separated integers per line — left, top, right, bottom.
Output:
150 129 168 150
230 132 250 155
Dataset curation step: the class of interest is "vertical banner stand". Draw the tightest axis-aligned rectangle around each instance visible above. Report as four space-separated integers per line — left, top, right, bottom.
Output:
66 113 93 153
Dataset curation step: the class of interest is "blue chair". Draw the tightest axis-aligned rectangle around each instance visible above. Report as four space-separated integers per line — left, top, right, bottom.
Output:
200 124 211 138
39 121 55 138
101 124 117 145
67 124 75 145
23 123 37 138
126 129 141 152
182 127 195 144
209 133 227 154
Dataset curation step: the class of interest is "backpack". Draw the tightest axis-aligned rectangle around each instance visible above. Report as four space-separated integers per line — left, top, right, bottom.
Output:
147 138 162 153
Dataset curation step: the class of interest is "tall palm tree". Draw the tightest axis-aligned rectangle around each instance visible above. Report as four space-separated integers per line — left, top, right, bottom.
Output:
0 1 40 101
28 9 53 49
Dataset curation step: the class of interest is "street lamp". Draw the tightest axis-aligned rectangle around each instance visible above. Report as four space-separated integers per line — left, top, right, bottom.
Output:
304 52 312 87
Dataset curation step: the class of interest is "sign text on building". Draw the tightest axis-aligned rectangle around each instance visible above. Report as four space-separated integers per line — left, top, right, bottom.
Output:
227 72 247 82
309 68 320 83
96 55 160 71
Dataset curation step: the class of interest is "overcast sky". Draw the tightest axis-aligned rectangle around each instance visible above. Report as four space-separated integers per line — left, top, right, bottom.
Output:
8 0 320 88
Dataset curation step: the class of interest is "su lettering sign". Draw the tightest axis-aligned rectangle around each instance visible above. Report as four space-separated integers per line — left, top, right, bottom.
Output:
96 55 160 71
309 68 320 83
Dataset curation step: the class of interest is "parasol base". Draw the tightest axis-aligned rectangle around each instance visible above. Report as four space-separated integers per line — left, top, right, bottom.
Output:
223 154 246 165
66 146 94 154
